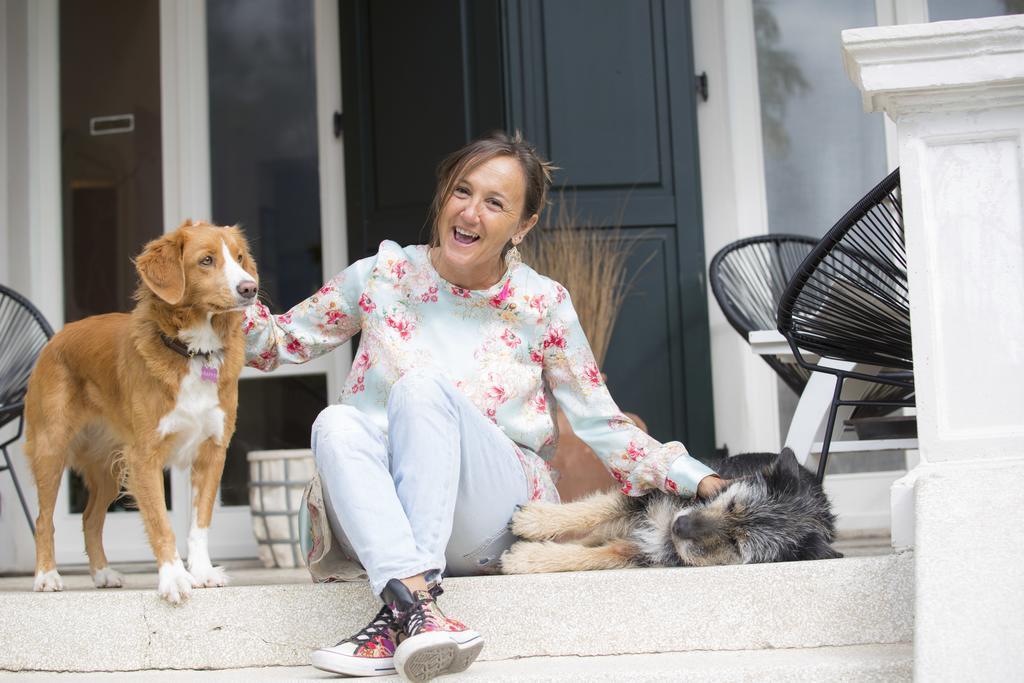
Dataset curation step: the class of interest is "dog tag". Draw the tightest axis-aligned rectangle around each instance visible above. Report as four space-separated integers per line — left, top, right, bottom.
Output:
201 365 219 383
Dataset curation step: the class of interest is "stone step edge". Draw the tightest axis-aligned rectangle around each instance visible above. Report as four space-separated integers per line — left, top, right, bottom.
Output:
1 643 915 681
0 553 914 673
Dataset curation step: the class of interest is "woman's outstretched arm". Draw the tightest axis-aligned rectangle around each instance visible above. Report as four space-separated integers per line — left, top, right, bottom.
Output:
541 285 717 498
243 253 377 371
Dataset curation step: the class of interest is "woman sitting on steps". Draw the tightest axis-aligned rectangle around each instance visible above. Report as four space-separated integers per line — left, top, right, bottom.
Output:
243 130 728 681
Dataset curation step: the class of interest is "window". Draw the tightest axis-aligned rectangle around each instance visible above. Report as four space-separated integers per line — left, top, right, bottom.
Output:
206 0 332 506
754 0 887 240
927 0 1020 22
59 0 169 514
207 0 323 311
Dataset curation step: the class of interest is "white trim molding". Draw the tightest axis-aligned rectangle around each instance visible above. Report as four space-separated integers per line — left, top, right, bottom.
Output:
159 0 212 228
0 2 9 287
874 0 929 27
26 0 62 327
313 0 353 398
314 0 348 281
843 15 1024 116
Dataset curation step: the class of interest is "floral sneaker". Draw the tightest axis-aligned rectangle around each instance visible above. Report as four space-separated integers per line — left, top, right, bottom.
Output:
383 579 484 683
310 603 401 677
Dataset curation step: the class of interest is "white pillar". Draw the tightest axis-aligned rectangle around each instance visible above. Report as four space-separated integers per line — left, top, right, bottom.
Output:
843 16 1024 680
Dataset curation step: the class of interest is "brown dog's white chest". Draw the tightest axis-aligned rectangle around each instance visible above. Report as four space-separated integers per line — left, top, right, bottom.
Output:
157 322 227 468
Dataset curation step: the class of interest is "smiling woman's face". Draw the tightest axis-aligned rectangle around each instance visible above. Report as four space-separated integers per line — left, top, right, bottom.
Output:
432 155 538 290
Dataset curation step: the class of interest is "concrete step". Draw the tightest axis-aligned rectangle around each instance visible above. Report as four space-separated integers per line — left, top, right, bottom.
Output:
0 553 913 673
1 645 913 681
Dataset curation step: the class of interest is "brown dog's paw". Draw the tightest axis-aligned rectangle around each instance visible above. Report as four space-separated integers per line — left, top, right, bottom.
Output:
510 502 564 541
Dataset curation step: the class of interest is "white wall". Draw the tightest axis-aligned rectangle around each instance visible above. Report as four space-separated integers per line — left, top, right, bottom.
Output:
0 1 9 288
3 0 29 293
0 0 49 572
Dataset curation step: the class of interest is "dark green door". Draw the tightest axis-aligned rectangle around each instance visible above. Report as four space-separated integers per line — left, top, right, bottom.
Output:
503 0 714 457
341 0 714 458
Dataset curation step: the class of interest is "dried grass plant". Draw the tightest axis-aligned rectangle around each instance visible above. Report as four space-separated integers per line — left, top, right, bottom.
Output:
521 197 646 367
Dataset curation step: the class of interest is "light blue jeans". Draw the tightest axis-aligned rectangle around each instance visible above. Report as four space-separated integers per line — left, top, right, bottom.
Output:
311 368 531 596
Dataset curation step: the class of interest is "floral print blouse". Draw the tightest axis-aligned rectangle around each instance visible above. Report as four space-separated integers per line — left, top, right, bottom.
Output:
243 240 714 502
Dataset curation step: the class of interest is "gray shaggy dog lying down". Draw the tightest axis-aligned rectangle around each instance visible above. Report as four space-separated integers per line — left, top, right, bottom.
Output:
500 449 842 574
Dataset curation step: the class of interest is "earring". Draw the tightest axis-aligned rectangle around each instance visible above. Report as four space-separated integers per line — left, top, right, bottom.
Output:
505 239 522 270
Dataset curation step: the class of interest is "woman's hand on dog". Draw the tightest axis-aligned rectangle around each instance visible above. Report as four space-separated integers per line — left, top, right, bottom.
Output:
696 474 730 500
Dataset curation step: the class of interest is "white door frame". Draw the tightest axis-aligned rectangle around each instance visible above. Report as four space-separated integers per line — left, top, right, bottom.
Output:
17 0 349 567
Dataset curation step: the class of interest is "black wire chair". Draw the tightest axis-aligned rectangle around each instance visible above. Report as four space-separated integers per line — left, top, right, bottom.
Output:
710 234 820 396
777 168 916 483
1 284 54 534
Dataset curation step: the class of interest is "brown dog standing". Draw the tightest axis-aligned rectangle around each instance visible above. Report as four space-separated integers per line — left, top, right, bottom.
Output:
23 220 258 603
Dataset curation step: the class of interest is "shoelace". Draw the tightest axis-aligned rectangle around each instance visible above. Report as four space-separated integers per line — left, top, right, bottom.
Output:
403 603 432 636
386 583 447 637
342 605 395 646
402 595 446 637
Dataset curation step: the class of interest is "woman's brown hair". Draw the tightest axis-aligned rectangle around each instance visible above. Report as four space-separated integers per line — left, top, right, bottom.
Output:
428 130 554 247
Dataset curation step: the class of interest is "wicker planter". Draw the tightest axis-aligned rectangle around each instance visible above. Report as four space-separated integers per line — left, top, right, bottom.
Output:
247 449 316 569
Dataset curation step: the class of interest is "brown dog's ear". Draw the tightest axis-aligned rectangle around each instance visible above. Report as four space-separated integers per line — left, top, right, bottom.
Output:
136 231 186 304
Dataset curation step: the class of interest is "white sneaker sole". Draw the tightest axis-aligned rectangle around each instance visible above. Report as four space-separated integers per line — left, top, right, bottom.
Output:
310 648 396 677
394 630 484 682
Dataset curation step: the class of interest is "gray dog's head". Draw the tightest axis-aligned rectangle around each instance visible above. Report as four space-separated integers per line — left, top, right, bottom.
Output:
669 450 841 566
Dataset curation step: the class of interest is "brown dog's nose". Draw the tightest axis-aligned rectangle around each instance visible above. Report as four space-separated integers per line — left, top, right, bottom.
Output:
237 281 257 299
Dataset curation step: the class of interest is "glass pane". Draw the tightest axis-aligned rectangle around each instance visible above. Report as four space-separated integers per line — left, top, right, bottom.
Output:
59 0 165 513
207 0 323 311
928 0 1020 22
60 0 164 321
221 376 329 506
754 0 887 239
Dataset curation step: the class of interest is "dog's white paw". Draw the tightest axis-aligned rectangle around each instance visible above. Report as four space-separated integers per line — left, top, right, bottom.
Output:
499 546 527 574
499 541 552 574
188 562 230 588
92 566 124 589
157 559 195 604
510 502 563 540
33 569 65 592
